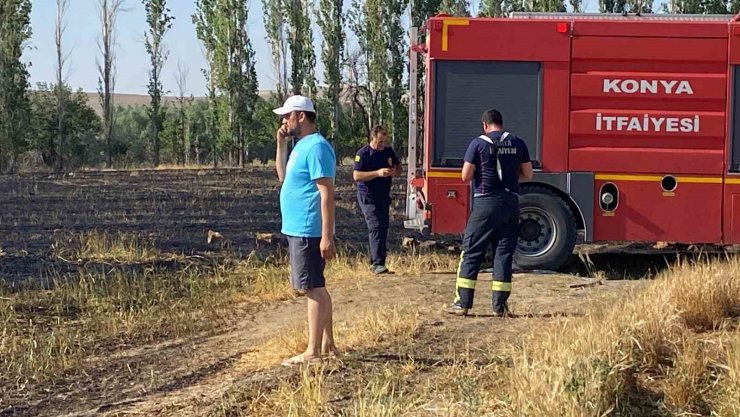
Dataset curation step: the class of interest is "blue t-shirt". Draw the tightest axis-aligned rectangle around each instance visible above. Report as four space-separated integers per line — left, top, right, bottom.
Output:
353 144 400 197
280 133 336 237
463 131 530 195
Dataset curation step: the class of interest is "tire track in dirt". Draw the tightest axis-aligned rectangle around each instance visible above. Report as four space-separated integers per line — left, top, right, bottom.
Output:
39 272 644 417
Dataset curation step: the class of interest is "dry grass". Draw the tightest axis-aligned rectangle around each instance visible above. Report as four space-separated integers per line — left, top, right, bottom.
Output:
1 231 455 395
227 256 740 417
494 255 740 417
14 229 740 416
713 331 740 417
239 305 422 372
224 314 510 417
0 264 251 389
235 305 424 417
238 247 459 304
51 230 164 263
329 248 459 278
664 256 740 331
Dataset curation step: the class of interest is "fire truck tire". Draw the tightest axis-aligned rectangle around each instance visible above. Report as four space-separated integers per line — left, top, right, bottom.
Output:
514 188 577 271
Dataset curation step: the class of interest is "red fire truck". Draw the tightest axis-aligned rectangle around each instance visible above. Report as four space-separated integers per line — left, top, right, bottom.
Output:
404 12 740 271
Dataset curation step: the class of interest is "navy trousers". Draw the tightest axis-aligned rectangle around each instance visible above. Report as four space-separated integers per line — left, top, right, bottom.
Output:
358 192 391 266
455 191 519 313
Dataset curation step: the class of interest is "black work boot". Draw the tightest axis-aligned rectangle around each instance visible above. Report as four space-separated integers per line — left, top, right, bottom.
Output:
443 301 469 316
492 302 513 318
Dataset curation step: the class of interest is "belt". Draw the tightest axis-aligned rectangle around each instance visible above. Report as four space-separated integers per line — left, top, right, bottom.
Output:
474 190 519 198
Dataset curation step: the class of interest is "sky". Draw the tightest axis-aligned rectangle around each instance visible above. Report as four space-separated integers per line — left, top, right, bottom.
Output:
25 0 654 97
26 0 282 96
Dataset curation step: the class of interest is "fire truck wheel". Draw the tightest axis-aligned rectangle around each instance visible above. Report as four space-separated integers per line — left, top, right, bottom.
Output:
515 188 577 271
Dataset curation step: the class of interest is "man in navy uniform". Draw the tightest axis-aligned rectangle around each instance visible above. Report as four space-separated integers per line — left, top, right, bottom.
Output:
444 109 533 317
353 125 402 274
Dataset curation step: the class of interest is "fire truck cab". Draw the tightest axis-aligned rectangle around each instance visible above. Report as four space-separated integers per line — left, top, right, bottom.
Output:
404 12 740 271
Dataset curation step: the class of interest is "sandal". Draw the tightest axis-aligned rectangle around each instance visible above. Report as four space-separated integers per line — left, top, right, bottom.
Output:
281 354 321 367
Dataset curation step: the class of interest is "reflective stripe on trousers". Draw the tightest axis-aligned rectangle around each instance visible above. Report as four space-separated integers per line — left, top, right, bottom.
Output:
453 192 518 310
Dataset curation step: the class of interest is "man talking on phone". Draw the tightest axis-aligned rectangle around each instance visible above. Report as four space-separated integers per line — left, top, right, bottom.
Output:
274 95 339 366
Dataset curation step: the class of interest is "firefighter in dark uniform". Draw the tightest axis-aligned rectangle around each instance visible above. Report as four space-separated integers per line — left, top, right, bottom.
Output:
444 109 534 317
353 126 402 274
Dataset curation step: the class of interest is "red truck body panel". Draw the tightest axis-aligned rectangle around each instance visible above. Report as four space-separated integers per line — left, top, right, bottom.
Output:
419 14 740 246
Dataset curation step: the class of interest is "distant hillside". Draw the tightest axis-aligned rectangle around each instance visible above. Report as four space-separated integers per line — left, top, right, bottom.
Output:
83 90 275 116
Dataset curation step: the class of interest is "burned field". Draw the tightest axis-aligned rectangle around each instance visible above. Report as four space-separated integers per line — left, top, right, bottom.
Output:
0 167 418 288
0 167 713 285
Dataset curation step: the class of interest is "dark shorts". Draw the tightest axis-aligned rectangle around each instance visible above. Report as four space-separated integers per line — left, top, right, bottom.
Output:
287 236 326 290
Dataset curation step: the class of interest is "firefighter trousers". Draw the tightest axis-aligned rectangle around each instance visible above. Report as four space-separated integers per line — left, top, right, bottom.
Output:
455 191 519 312
358 192 391 266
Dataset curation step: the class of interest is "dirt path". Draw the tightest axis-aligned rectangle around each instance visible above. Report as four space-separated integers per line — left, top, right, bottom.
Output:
5 271 643 417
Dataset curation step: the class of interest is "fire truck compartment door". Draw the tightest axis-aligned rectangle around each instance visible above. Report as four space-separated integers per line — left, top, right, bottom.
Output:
430 182 469 234
432 60 542 168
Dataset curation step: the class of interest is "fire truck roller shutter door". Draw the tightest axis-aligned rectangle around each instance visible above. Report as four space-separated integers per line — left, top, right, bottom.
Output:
514 186 577 271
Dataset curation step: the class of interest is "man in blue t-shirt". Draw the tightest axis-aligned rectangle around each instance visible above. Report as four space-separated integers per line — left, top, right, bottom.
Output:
353 125 402 274
274 95 339 366
444 109 533 318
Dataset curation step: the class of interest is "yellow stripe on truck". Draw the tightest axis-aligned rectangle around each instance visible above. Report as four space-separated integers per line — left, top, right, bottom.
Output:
429 171 732 183
427 171 460 178
442 18 470 52
595 174 722 184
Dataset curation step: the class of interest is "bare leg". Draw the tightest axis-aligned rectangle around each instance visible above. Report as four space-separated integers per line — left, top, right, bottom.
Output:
319 289 338 356
302 289 323 359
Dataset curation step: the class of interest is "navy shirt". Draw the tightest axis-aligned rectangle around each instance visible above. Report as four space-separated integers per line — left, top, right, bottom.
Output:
354 145 400 197
463 131 531 195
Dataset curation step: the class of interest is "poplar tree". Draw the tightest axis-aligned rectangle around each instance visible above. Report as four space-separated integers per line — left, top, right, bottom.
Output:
143 0 174 167
438 0 470 15
0 0 33 172
316 0 344 139
262 0 289 101
55 0 70 171
98 0 126 167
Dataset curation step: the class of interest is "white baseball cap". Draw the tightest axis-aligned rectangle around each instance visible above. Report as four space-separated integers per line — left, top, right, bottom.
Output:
272 95 316 116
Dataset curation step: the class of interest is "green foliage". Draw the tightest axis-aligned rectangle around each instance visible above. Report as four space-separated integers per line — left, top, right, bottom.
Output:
413 0 443 26
536 0 567 11
142 0 175 166
97 0 126 168
666 0 733 13
194 0 222 167
347 0 401 137
386 0 408 152
501 0 566 12
192 0 259 167
438 0 470 15
29 83 101 169
262 0 289 101
111 105 150 167
187 99 215 164
286 0 316 96
249 96 282 164
0 0 33 172
316 0 344 140
599 0 627 12
569 0 584 12
479 0 504 16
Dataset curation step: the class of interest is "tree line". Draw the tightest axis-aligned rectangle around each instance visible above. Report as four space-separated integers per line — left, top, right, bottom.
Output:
2 0 740 172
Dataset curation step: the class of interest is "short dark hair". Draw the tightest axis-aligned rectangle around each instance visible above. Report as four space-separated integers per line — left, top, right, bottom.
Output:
302 111 316 124
482 109 503 126
371 125 387 138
